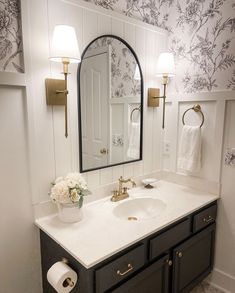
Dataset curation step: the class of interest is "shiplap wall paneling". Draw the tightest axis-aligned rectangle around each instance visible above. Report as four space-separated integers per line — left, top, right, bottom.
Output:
0 86 41 293
143 30 156 175
28 0 55 203
28 0 168 203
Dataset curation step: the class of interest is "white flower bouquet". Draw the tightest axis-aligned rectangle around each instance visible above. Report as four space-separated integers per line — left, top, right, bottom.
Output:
50 172 89 208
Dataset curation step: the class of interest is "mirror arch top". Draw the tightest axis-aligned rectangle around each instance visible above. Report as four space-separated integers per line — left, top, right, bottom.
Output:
78 34 143 173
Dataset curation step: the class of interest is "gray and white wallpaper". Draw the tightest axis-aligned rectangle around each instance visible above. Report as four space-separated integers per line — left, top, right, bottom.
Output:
85 0 235 93
1 0 234 92
87 36 141 98
0 0 24 73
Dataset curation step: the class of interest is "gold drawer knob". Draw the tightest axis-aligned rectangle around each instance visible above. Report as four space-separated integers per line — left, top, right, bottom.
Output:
100 148 108 154
166 259 173 266
176 251 183 258
117 264 133 276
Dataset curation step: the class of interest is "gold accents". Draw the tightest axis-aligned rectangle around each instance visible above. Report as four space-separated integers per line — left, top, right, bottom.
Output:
111 191 129 202
128 216 138 221
117 264 133 276
203 215 214 223
100 148 108 155
176 251 183 258
182 104 205 128
166 259 173 266
111 176 136 202
148 75 168 129
45 59 71 138
61 258 75 288
45 79 67 106
144 184 154 189
63 278 74 288
148 88 160 107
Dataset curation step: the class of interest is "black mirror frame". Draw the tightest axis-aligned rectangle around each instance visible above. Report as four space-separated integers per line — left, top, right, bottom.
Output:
77 34 144 173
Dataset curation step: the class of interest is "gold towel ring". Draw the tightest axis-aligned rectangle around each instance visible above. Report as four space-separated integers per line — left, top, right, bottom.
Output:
130 106 141 122
182 104 204 128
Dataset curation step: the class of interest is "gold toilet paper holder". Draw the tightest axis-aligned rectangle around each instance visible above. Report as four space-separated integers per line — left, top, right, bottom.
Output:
62 258 75 288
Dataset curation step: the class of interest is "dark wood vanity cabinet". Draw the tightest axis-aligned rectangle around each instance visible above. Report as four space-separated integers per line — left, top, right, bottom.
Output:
111 254 170 293
40 201 217 293
172 224 216 293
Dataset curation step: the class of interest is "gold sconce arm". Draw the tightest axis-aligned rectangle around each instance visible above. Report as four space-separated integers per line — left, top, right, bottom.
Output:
148 75 169 129
45 59 70 138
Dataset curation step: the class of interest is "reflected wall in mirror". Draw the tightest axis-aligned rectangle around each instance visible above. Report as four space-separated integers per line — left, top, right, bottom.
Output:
78 35 143 172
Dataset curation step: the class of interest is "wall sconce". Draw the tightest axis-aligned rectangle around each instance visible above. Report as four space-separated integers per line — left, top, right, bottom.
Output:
45 25 81 137
148 52 175 129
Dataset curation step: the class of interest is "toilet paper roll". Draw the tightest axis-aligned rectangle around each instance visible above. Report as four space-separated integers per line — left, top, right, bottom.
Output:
47 261 78 293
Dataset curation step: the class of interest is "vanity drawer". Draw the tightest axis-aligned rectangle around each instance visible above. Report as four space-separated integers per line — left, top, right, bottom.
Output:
95 244 145 293
193 204 217 232
149 218 191 260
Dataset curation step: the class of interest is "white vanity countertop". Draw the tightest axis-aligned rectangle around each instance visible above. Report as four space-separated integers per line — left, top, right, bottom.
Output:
35 180 219 269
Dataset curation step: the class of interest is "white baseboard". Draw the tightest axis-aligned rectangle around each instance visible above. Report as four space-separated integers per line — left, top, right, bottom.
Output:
207 268 235 293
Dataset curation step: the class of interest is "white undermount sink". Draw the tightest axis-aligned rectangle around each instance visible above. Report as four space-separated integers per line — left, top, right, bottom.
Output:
113 197 166 221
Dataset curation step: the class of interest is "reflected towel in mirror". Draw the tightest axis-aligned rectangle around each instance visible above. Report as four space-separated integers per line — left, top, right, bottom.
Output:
177 125 201 173
127 122 140 159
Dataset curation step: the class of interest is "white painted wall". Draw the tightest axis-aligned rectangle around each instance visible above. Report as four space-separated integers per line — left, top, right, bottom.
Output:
0 86 42 293
26 0 168 204
208 100 235 292
0 2 167 293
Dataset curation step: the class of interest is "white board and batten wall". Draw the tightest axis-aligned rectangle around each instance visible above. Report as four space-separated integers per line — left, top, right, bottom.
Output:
25 0 168 205
0 1 167 292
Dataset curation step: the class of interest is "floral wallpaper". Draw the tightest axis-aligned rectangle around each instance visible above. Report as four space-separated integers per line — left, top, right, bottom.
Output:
225 148 235 166
84 0 235 93
0 0 24 73
86 36 141 98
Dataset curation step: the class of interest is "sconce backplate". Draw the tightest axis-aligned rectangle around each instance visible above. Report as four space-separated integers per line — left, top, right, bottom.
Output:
148 88 160 107
45 78 66 106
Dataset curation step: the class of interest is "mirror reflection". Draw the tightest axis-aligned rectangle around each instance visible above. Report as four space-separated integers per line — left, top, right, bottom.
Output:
78 35 143 172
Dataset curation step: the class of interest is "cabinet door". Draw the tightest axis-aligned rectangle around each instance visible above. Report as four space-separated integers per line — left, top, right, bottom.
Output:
111 254 170 293
172 224 215 293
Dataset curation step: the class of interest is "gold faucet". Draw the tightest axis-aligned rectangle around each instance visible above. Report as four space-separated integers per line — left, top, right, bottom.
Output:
111 176 136 202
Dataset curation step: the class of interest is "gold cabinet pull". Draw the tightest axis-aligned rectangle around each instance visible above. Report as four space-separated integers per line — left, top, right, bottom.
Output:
166 259 173 266
203 215 214 223
117 264 133 276
176 251 183 258
100 148 108 154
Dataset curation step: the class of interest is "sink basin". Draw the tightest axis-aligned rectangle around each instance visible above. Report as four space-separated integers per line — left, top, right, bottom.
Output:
113 198 166 221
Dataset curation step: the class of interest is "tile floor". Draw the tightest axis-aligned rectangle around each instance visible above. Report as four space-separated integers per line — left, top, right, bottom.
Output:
191 282 225 293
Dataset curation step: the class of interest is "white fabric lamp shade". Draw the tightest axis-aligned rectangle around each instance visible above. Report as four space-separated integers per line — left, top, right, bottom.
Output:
156 52 175 77
50 25 81 63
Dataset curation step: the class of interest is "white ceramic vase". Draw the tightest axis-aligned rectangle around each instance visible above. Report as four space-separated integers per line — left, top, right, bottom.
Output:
58 202 83 223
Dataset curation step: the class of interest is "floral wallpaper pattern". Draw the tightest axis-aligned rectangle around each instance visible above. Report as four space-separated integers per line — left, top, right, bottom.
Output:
225 148 235 166
86 36 141 98
0 0 23 72
84 0 235 93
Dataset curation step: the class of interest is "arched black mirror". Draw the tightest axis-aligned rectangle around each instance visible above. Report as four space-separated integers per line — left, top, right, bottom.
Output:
78 35 143 172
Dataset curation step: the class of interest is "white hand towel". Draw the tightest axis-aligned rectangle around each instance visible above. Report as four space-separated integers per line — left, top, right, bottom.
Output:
127 122 140 159
177 125 202 173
